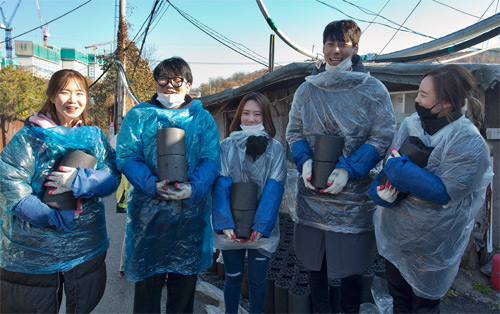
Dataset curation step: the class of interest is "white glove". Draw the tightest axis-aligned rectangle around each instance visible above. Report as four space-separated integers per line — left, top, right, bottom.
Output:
321 168 349 194
165 182 192 200
301 159 316 191
45 166 78 195
156 179 170 200
377 184 399 203
386 148 401 162
250 230 263 242
223 229 236 240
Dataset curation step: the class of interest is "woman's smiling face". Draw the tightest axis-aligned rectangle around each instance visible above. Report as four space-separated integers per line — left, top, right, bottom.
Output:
52 79 87 126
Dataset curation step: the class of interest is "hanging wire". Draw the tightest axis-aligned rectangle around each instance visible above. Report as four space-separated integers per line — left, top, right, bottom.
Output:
1 0 94 44
130 0 160 81
431 0 481 19
376 0 423 57
167 0 269 67
315 0 435 39
362 0 391 34
478 0 497 20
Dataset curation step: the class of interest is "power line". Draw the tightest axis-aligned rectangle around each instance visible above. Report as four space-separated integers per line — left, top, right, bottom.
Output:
362 0 391 34
167 0 269 67
130 0 160 81
478 0 497 20
0 0 94 44
376 0 423 57
431 0 481 19
315 0 435 40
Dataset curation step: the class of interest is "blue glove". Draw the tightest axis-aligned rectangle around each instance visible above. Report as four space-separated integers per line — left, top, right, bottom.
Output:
14 194 75 232
369 171 398 208
212 176 235 231
384 155 451 205
121 159 158 199
187 159 219 204
73 168 118 198
252 179 285 237
291 140 312 173
336 144 380 180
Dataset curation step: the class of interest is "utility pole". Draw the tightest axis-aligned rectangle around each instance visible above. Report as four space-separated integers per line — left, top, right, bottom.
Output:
115 0 127 133
268 34 275 72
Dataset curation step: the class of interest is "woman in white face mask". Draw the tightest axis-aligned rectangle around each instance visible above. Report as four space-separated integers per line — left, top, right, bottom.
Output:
212 92 287 314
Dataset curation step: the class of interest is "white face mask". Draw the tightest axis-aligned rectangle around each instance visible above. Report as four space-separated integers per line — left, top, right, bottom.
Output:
157 93 185 109
325 57 352 73
240 123 264 133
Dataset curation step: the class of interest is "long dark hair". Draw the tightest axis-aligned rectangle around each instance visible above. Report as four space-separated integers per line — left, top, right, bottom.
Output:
229 92 276 137
39 69 92 126
425 64 484 136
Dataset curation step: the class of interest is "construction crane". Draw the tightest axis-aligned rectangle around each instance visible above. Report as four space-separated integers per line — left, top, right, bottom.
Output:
0 0 22 61
85 41 117 55
34 0 49 46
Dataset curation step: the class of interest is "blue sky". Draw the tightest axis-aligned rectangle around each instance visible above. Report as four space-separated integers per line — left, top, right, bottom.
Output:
1 0 498 87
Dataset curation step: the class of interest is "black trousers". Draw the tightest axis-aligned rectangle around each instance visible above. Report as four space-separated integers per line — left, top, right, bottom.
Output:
385 260 440 313
306 254 363 314
133 272 198 314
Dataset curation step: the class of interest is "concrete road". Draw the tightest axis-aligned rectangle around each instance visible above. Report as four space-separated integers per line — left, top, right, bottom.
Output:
89 193 499 314
91 193 215 314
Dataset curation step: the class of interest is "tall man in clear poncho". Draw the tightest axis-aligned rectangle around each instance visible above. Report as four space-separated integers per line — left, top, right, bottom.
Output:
286 20 396 313
116 57 220 313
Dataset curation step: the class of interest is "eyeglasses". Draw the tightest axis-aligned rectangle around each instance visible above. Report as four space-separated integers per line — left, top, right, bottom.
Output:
156 76 186 88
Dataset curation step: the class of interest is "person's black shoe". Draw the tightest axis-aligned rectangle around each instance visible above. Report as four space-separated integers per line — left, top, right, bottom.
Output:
116 205 126 213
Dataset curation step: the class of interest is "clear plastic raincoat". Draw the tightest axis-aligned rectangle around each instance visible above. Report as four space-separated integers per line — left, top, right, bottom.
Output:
116 99 220 281
373 114 493 299
286 70 396 233
212 130 287 256
0 125 119 274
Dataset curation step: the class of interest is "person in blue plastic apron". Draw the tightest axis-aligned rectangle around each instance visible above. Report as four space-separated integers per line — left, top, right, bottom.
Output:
370 64 493 313
0 69 120 313
286 20 396 313
116 57 220 313
212 92 287 313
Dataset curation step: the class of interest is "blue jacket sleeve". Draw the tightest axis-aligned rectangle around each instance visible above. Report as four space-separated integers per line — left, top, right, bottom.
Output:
291 139 312 173
212 175 235 231
336 144 380 180
121 159 158 199
252 179 285 237
14 194 75 232
187 159 219 204
384 155 451 205
72 168 119 199
369 171 398 208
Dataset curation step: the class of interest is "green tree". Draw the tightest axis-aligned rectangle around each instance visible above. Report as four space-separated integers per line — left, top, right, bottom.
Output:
0 65 48 121
90 35 156 135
